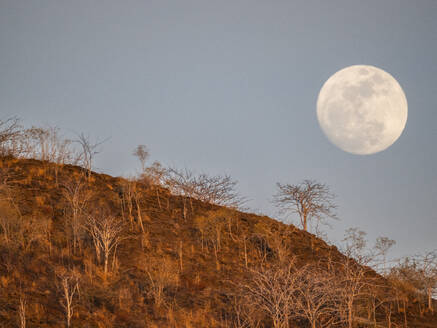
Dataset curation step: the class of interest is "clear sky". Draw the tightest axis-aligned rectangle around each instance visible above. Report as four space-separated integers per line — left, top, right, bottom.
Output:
1 0 436 260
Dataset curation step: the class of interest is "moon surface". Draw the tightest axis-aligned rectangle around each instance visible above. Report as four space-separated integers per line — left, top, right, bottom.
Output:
317 65 408 155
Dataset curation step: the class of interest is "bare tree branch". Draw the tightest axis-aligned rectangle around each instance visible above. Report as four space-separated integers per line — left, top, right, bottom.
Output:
273 180 337 231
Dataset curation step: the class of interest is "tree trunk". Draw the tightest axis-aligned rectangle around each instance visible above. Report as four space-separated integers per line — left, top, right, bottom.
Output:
214 246 220 271
244 237 248 268
178 240 183 271
135 199 145 232
104 250 109 282
403 300 408 328
348 300 353 328
156 189 162 209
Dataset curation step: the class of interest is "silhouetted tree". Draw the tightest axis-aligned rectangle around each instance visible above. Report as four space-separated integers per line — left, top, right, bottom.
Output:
273 180 337 231
374 236 396 273
0 116 21 156
165 168 245 212
133 144 149 173
75 133 106 180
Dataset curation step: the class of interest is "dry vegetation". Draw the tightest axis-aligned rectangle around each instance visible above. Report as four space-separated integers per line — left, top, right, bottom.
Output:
0 118 436 327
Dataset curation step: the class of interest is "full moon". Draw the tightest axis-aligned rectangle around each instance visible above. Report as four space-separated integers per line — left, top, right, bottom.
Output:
316 65 408 155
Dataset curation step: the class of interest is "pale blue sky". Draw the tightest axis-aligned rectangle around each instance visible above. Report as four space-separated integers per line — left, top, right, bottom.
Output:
1 0 436 260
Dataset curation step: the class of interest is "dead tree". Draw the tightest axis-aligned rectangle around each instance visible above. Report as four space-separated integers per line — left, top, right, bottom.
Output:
293 264 341 328
341 227 371 265
336 257 372 328
0 199 21 245
386 268 411 326
18 296 26 328
165 168 245 217
143 161 167 209
0 116 21 156
374 236 396 274
190 173 245 208
163 168 194 218
133 144 149 173
56 270 79 328
419 251 437 312
392 252 437 313
229 294 262 328
120 179 136 230
75 133 106 181
273 180 337 232
144 256 179 308
61 177 91 254
243 260 298 328
84 214 126 281
143 161 167 185
120 179 146 232
194 211 227 270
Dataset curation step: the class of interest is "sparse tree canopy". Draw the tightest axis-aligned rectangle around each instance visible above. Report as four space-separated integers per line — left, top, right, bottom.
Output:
243 260 298 328
143 161 167 185
165 167 245 208
390 251 437 312
0 117 20 143
374 236 396 272
342 227 369 263
75 133 107 179
273 180 337 231
132 144 149 172
0 117 21 156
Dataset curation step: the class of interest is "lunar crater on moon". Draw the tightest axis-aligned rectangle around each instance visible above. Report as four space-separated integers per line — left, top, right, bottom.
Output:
317 65 408 155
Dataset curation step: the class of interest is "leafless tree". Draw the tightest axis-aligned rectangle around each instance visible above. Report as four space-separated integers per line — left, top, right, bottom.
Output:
18 296 26 328
341 227 371 265
143 161 167 185
120 179 136 230
336 257 373 328
165 167 245 214
56 269 80 328
20 126 74 164
242 260 298 328
164 168 194 218
143 256 180 308
293 264 341 328
142 161 167 209
194 211 227 270
420 251 437 312
0 116 21 156
120 179 146 232
386 267 412 326
61 176 91 254
191 173 245 208
75 133 106 180
229 294 262 328
257 223 295 266
392 252 437 313
84 214 126 280
0 199 21 245
337 228 384 327
273 180 337 232
374 236 396 274
133 144 149 173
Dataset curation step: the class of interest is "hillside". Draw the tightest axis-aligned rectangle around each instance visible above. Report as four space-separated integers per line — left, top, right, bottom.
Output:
0 156 435 327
